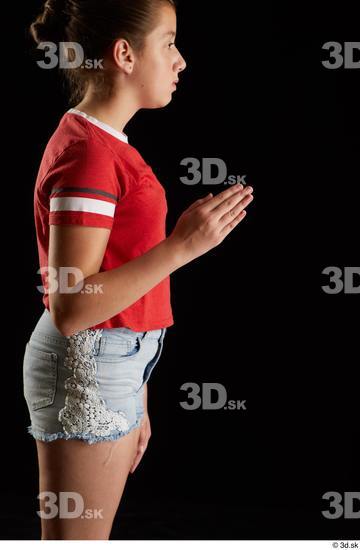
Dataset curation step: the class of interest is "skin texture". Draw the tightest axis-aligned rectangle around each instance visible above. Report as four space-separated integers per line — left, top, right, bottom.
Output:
40 4 254 540
74 3 187 133
41 4 185 540
130 384 150 474
36 428 140 539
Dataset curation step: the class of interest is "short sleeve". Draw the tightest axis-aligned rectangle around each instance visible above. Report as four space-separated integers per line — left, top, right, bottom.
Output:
46 139 120 229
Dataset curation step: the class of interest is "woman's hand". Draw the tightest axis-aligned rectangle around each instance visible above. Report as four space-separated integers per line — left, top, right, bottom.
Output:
129 412 152 474
167 183 254 266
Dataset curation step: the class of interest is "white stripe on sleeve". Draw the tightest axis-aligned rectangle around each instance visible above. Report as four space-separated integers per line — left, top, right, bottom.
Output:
50 197 116 217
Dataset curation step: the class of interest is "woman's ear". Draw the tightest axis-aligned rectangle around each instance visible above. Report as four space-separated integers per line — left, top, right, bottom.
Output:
112 38 135 74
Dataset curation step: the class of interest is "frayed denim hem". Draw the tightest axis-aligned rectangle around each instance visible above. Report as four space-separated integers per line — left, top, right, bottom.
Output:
27 415 143 445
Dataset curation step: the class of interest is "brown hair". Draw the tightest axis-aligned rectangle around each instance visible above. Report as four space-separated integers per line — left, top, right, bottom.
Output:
29 0 177 105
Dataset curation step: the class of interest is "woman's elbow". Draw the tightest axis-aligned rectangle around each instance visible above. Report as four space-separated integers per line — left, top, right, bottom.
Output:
50 305 74 338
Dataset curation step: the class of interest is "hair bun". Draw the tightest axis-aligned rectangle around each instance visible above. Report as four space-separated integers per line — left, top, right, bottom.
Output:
29 0 68 45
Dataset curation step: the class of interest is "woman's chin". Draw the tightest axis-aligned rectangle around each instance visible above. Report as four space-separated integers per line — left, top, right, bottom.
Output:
144 94 173 109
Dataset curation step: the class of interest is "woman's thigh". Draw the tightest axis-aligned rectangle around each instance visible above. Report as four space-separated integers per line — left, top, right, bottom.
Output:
23 310 166 444
23 310 167 538
36 426 140 540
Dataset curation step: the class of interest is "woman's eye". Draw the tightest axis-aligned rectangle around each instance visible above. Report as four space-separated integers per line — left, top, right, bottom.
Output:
168 42 175 49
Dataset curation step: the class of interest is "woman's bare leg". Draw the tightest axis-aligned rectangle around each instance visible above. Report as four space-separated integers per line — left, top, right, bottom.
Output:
35 426 141 540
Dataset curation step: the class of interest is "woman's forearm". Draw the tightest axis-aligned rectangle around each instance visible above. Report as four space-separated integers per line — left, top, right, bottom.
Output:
52 236 185 336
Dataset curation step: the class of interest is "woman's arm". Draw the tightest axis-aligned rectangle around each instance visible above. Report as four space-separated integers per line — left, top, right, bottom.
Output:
49 225 184 336
49 183 253 336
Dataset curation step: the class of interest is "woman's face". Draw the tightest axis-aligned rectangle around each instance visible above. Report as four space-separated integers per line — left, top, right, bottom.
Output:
133 4 187 108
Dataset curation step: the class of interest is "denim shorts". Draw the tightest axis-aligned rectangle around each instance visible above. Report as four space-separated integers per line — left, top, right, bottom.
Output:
23 308 167 445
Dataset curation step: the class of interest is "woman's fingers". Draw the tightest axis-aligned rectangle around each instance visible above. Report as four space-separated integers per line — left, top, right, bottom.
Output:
203 183 245 213
217 191 254 237
129 415 151 474
184 193 214 214
210 185 253 219
219 207 249 238
223 192 254 221
185 184 244 215
183 184 255 217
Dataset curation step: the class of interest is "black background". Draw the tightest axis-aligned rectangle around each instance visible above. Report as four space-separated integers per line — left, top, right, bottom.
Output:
3 0 359 540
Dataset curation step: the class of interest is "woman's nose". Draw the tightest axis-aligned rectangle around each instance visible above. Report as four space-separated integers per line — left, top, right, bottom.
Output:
178 56 187 73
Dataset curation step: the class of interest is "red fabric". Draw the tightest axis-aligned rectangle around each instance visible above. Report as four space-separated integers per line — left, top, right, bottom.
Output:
34 111 174 331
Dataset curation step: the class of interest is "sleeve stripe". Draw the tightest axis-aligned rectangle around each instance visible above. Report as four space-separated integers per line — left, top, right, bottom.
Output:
50 197 116 217
50 186 119 202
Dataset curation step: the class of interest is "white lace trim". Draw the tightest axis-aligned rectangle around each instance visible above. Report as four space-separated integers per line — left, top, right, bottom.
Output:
58 328 130 437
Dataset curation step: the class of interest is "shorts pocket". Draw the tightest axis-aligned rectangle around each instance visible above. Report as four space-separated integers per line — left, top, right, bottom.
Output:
23 342 58 411
99 334 141 362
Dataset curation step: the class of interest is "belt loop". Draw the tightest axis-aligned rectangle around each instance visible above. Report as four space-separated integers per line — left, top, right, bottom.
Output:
93 337 99 355
94 330 103 355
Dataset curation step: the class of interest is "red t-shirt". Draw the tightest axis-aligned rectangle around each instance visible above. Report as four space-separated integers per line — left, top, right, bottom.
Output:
34 108 174 331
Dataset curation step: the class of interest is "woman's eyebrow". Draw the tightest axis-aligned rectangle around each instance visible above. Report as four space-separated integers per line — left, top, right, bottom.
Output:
162 31 176 38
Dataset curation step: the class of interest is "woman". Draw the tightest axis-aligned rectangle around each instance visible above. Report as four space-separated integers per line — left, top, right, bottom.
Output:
24 0 254 539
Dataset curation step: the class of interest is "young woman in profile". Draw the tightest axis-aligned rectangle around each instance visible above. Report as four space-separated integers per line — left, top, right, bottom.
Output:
24 0 254 540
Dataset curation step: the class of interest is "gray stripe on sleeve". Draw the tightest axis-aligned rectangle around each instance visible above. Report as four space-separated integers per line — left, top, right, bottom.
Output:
50 186 119 202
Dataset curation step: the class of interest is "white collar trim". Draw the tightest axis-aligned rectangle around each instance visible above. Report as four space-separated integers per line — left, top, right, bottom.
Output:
67 108 129 144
